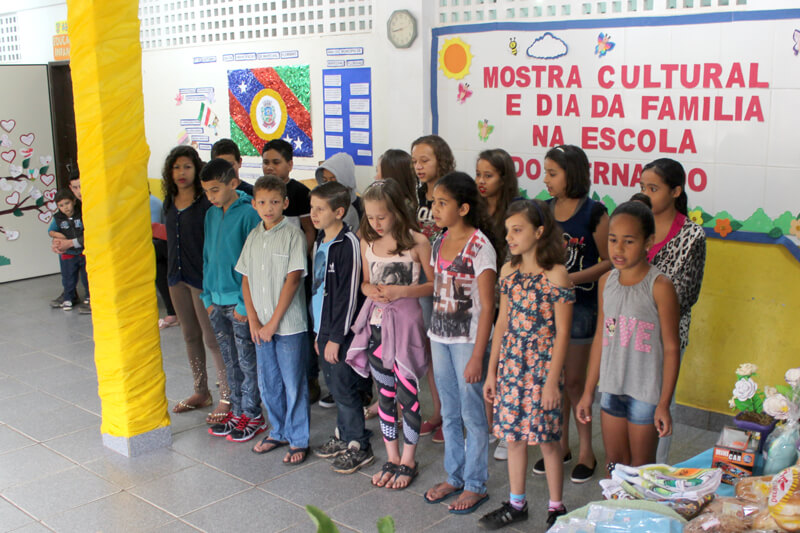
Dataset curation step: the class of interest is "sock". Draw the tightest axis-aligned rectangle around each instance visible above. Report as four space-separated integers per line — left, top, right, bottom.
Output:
509 492 526 510
548 500 564 511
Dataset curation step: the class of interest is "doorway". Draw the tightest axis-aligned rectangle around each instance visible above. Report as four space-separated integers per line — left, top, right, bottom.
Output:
47 61 78 188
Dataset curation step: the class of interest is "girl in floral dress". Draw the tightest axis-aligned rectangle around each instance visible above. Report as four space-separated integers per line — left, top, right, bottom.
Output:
480 200 575 531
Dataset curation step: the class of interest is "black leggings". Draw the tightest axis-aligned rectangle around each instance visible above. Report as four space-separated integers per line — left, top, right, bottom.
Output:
367 326 421 445
154 238 175 316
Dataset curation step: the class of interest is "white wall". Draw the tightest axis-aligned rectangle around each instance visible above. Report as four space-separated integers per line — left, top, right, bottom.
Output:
0 1 67 64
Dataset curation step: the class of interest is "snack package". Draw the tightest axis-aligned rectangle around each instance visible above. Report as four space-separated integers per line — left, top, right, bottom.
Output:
736 476 774 505
768 465 800 531
685 512 750 533
701 496 763 526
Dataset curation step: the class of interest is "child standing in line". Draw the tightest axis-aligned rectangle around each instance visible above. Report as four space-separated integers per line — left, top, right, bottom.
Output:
315 152 363 233
49 172 86 309
309 182 373 474
199 159 264 443
576 202 680 468
375 149 418 214
238 176 310 464
210 138 254 196
542 144 611 483
479 200 575 530
411 135 456 442
639 158 706 464
161 146 230 421
346 179 433 490
423 172 496 515
49 189 89 311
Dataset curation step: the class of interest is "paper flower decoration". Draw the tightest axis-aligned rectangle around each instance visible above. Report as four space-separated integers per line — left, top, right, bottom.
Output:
786 368 800 388
789 219 800 238
689 209 704 225
715 217 733 238
730 363 766 414
763 394 793 420
736 363 758 377
733 378 758 402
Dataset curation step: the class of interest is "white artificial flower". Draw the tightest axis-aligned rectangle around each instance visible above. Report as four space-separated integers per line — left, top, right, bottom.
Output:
763 394 792 420
735 363 758 377
733 378 758 402
785 368 800 388
5 230 19 241
29 188 42 200
764 386 778 398
729 397 736 409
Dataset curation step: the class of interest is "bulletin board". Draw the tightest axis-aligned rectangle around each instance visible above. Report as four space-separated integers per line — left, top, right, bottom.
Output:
322 67 373 166
0 65 60 282
432 10 800 258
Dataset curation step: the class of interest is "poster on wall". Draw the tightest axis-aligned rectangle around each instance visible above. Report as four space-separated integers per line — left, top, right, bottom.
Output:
227 65 312 157
0 65 59 282
432 10 800 252
174 86 219 153
322 67 373 166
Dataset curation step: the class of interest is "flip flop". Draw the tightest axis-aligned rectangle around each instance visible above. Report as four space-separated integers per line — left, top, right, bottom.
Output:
158 317 180 329
391 463 418 491
172 394 213 413
205 400 231 424
372 461 398 487
424 484 464 504
252 437 289 454
283 447 309 465
449 493 490 515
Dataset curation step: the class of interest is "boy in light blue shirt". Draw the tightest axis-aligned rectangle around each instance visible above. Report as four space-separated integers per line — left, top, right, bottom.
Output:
199 158 263 443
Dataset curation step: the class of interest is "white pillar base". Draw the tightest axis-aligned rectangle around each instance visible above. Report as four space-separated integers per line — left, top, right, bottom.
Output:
102 425 172 457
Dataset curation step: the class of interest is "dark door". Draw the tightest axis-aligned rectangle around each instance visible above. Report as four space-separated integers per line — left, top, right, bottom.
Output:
47 61 78 189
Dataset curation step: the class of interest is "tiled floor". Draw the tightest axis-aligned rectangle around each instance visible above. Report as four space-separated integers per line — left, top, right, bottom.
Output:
0 275 721 532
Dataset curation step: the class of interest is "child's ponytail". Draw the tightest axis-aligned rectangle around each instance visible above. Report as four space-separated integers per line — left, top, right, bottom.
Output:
642 158 689 216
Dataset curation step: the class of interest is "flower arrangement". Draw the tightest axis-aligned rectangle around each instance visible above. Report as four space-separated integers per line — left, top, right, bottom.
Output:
729 363 774 425
762 368 800 422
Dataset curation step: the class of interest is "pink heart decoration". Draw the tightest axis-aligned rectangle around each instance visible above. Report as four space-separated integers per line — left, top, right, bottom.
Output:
21 148 33 159
46 201 57 212
0 119 15 133
40 174 55 186
44 189 56 201
19 133 35 146
38 210 52 223
1 150 15 163
5 191 20 205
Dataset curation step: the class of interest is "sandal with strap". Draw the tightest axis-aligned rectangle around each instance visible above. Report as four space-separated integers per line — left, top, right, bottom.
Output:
172 393 213 413
283 447 309 465
372 461 398 487
206 399 231 424
391 462 418 490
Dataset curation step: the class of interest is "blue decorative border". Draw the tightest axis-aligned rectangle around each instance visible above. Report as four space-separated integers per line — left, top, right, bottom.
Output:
430 9 800 261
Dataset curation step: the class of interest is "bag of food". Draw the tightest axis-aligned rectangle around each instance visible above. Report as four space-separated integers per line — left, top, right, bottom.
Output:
768 465 800 531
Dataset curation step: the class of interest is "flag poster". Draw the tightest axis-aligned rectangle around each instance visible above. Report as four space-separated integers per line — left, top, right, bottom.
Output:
227 66 312 157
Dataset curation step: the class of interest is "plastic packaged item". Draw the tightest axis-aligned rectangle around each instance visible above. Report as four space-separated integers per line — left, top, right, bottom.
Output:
764 421 800 476
768 465 800 531
735 475 773 504
548 503 684 532
684 512 750 533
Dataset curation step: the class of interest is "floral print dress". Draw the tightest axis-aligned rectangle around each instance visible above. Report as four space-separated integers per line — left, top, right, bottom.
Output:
493 269 575 444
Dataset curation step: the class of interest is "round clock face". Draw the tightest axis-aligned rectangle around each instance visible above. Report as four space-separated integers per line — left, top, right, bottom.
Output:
387 10 417 49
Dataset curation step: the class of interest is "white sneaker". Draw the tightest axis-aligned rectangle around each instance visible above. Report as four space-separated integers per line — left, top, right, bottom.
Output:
488 434 498 445
493 438 508 461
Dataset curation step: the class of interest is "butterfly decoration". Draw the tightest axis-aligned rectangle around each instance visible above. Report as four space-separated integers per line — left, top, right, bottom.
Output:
793 29 800 56
175 92 184 105
595 33 615 58
477 119 494 142
457 82 473 104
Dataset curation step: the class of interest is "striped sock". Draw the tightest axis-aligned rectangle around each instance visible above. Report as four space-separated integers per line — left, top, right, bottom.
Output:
509 492 526 511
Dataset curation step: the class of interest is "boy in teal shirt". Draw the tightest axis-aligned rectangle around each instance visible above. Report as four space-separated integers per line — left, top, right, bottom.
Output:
199 158 264 443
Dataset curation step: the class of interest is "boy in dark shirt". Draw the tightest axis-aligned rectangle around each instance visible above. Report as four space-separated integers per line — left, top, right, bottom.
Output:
49 189 88 311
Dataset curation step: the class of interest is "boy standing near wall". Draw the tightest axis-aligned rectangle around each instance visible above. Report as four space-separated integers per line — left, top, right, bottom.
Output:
210 138 254 196
49 189 89 311
49 172 87 310
238 176 311 464
199 159 264 443
309 182 373 474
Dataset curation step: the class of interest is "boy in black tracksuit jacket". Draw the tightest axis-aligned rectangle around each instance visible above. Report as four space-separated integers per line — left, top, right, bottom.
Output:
49 189 89 310
308 182 373 474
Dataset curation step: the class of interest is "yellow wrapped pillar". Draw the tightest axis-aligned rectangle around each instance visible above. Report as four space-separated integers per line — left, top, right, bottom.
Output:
67 0 170 455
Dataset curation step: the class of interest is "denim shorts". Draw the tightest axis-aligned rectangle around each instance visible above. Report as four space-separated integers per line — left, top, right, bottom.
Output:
600 393 657 425
569 302 597 345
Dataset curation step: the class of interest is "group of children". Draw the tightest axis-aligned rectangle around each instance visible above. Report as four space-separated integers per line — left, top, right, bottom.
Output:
105 133 703 530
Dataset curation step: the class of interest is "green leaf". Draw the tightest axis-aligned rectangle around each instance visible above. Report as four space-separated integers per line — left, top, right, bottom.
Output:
12 209 22 217
734 399 748 411
305 505 339 533
730 220 743 232
0 255 10 266
22 158 30 169
592 192 601 202
776 384 793 397
752 394 764 413
700 210 713 222
35 197 44 207
768 227 783 239
39 166 49 175
377 516 396 533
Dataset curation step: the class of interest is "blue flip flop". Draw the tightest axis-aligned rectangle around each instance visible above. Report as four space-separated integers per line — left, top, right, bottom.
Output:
424 486 464 504
449 493 490 515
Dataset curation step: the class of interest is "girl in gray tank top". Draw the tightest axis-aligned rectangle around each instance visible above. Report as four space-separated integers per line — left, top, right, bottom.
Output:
576 201 681 469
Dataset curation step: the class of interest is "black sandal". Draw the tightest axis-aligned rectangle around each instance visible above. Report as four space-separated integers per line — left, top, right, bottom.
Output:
372 461 398 487
283 447 309 465
391 462 418 490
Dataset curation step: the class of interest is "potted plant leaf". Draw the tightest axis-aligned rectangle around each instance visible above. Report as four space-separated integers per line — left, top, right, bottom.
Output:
729 363 776 452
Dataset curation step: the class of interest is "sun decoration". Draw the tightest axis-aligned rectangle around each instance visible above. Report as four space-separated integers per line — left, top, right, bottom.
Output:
439 37 473 80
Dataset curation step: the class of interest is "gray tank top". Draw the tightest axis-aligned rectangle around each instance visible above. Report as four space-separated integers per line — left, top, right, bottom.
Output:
598 266 665 406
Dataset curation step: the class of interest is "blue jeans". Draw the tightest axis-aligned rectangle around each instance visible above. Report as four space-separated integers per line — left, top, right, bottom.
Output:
256 332 310 448
60 255 89 301
209 305 260 418
600 393 657 425
430 340 489 495
319 336 372 449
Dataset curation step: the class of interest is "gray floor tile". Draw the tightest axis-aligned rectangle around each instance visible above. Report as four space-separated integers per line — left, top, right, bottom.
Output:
276 517 359 533
41 340 95 369
3 521 53 533
4 403 100 442
129 464 250 517
260 459 376 511
45 378 102 416
14 362 95 390
0 496 35 532
183 488 307 532
83 447 199 489
145 520 202 532
2 466 120 519
0 425 36 455
0 378 35 402
41 424 105 465
41 492 175 533
0 445 76 490
0 353 65 378
0 340 37 358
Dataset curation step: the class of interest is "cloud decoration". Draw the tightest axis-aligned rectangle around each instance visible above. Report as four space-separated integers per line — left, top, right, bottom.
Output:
526 32 568 60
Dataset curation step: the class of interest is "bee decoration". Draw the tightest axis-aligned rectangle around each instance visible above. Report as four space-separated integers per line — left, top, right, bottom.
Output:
509 37 518 56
